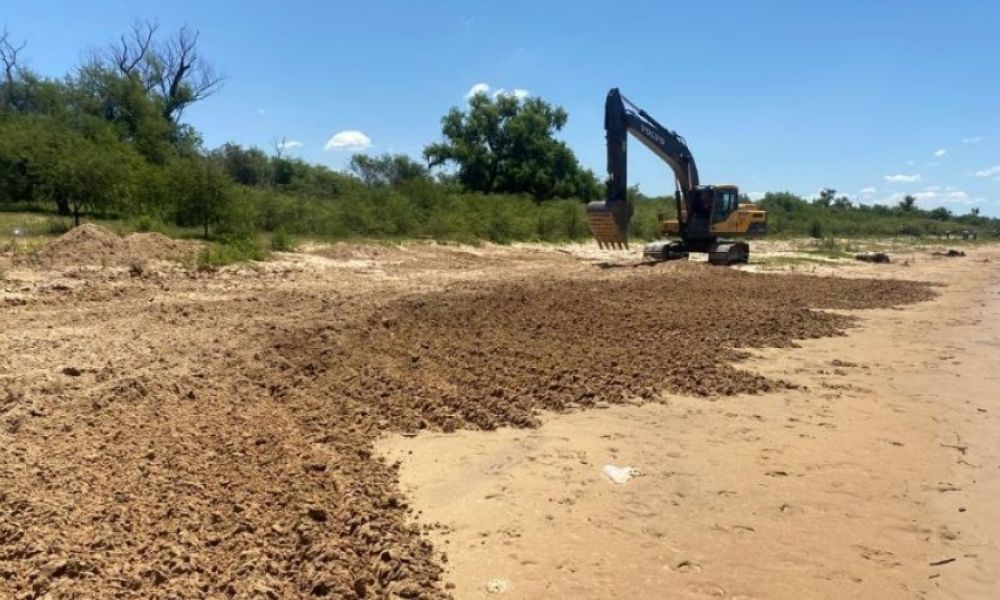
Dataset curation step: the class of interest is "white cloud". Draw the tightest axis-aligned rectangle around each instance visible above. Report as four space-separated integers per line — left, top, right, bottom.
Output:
748 191 765 201
492 87 530 100
466 82 490 98
902 188 974 207
974 165 1000 178
277 139 302 150
324 130 372 151
884 174 921 183
933 148 947 157
963 136 984 144
861 186 877 195
467 83 529 101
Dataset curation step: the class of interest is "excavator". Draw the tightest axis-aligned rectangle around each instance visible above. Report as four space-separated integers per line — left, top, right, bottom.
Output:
586 88 767 265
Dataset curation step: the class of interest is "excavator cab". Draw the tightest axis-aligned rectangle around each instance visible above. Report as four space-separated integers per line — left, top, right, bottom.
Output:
710 186 739 224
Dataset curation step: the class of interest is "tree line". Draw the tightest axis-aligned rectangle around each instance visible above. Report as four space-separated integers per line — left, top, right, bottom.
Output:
0 22 995 244
0 21 601 240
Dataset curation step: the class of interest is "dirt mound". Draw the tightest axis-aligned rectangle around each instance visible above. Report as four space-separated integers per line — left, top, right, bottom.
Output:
37 224 197 267
123 232 199 263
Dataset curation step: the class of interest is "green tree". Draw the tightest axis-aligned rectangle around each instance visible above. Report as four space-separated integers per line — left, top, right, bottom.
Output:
815 188 836 208
213 143 273 186
424 92 600 200
928 206 952 221
899 195 917 211
46 134 138 226
171 158 232 237
832 195 853 209
348 152 429 187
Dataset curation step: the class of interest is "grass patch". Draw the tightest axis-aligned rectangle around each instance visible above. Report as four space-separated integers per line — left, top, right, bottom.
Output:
197 236 267 268
269 229 296 252
805 237 860 258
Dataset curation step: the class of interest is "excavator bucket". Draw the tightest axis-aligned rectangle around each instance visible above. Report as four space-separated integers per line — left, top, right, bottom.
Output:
586 200 633 249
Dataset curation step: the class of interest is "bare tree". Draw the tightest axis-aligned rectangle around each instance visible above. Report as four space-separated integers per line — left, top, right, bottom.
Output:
104 21 223 123
108 20 158 86
272 135 289 159
155 25 223 122
1 27 27 108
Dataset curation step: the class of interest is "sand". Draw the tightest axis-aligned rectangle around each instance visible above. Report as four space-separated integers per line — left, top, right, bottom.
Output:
0 237 996 598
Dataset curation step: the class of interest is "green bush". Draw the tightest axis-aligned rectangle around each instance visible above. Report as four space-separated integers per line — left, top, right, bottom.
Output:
197 236 267 267
270 229 295 252
44 217 72 235
809 220 824 239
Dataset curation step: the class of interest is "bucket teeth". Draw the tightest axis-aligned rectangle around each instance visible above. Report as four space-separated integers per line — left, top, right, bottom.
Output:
586 201 632 250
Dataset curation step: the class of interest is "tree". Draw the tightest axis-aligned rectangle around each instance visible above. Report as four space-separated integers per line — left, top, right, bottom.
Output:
0 27 26 110
103 21 223 123
46 134 138 226
970 207 980 217
348 153 428 187
832 195 853 209
213 143 273 186
899 195 917 211
424 92 600 200
171 158 232 238
815 188 836 208
928 206 952 221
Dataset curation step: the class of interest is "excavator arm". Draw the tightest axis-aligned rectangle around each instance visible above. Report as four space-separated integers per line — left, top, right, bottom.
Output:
587 88 700 248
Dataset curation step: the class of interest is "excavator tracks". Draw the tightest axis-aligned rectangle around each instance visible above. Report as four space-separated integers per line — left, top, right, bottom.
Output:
707 241 750 266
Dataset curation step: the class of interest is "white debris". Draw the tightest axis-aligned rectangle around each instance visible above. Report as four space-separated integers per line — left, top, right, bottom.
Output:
602 464 641 485
486 578 509 593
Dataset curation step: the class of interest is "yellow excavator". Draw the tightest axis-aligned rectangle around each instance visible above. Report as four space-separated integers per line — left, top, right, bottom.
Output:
586 88 767 265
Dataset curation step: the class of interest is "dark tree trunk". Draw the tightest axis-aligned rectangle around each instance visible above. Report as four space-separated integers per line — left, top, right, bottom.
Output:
55 198 70 216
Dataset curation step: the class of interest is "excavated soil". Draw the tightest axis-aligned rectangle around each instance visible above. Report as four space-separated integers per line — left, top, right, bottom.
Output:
30 224 199 267
0 250 934 599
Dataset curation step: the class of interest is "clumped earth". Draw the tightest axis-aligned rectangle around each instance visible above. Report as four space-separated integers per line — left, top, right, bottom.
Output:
25 223 199 267
0 247 934 599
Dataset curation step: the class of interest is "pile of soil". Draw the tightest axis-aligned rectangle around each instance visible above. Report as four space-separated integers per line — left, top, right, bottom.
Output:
36 224 197 267
0 262 936 599
124 232 199 263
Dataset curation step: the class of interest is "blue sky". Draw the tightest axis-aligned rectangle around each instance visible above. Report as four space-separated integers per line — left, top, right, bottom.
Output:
6 1 1000 214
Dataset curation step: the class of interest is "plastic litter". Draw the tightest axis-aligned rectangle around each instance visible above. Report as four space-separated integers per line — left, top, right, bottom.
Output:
602 464 641 484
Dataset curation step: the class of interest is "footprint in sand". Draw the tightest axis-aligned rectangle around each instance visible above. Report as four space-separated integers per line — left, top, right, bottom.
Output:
671 560 703 574
686 581 727 597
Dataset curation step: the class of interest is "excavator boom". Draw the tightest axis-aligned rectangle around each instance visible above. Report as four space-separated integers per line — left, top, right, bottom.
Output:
586 88 698 248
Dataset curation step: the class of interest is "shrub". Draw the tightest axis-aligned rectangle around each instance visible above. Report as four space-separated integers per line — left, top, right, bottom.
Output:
270 229 295 252
809 220 824 239
197 236 267 267
45 217 72 235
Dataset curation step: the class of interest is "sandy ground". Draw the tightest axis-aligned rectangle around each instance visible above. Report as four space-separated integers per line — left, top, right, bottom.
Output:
379 245 1000 599
1 229 996 598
